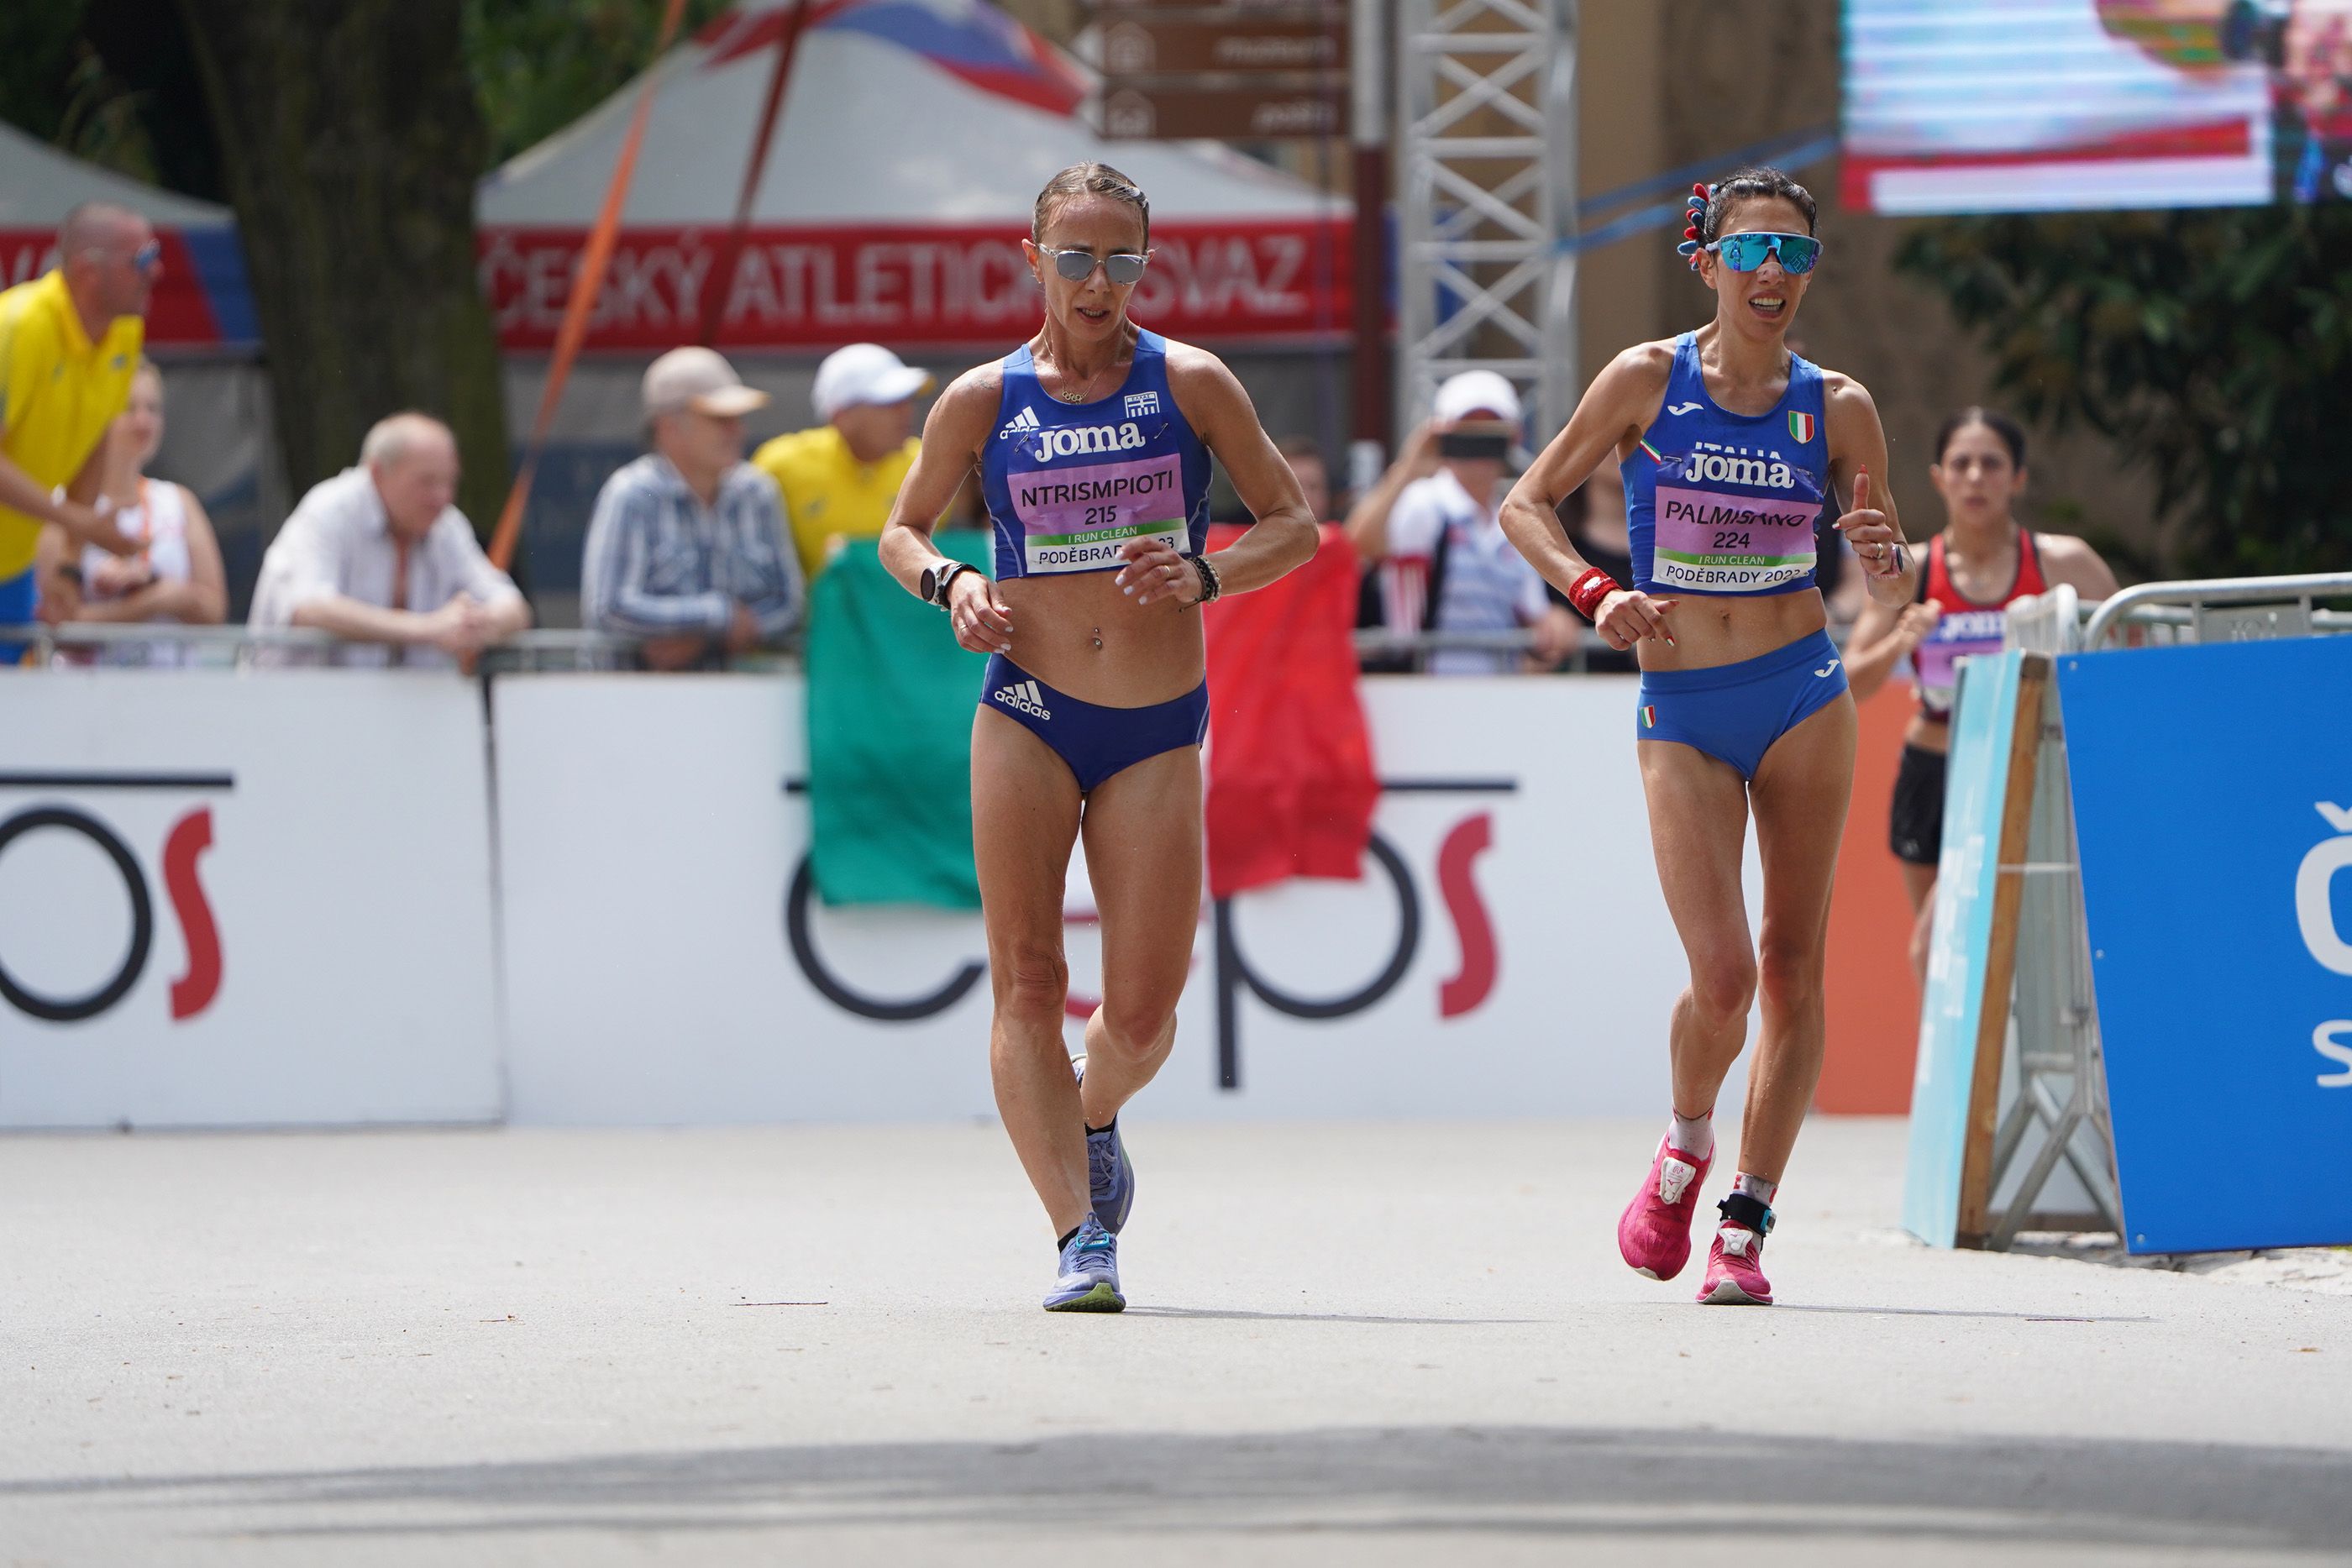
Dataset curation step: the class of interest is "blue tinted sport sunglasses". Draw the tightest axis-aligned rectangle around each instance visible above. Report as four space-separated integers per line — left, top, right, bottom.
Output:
1040 245 1149 286
1706 231 1822 275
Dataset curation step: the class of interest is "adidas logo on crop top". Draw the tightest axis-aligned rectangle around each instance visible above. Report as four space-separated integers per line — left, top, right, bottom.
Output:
980 330 1213 579
1625 332 1836 597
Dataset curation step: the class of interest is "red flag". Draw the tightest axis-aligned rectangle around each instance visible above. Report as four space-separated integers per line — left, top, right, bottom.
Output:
1202 523 1379 899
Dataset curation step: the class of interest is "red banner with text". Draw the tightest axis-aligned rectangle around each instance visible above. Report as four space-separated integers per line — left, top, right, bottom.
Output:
480 220 1353 351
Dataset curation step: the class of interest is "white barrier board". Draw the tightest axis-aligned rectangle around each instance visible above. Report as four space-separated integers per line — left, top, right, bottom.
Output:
495 674 1757 1124
0 672 503 1128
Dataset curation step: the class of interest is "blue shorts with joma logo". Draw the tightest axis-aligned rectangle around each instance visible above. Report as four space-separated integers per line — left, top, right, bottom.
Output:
1636 627 1849 780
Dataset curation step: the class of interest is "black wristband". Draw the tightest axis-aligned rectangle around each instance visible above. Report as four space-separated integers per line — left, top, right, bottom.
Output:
1182 552 1221 605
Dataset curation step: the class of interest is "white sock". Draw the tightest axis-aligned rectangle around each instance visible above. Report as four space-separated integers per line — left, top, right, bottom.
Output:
1730 1171 1777 1212
1668 1109 1714 1162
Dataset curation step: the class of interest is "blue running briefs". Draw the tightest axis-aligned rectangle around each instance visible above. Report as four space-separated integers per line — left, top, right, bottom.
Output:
1636 628 1849 780
980 653 1208 794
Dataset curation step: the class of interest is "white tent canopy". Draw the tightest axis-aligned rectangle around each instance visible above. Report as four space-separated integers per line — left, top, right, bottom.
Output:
478 0 1335 228
0 121 231 231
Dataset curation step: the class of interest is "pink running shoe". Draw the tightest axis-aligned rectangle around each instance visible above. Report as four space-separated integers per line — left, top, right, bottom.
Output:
1697 1225 1773 1305
1617 1137 1713 1281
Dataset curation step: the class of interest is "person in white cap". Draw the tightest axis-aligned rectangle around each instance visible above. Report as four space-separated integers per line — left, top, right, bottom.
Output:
752 342 934 582
1342 370 1578 675
580 346 802 670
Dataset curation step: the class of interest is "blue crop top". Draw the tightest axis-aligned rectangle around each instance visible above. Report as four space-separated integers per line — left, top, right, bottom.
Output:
1623 333 1835 598
979 329 1213 580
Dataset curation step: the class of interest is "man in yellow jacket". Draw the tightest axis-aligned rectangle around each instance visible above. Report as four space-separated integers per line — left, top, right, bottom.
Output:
0 202 155 657
753 342 933 582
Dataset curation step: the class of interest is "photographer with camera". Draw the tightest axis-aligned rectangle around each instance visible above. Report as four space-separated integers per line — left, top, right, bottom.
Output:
1344 370 1578 674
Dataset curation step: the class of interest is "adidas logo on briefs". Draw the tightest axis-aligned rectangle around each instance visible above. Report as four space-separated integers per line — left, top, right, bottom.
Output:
1125 391 1160 417
993 679 1052 720
998 406 1042 439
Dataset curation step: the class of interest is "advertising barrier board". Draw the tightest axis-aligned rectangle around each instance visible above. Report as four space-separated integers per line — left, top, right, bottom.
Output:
491 674 1757 1125
2060 637 2352 1252
0 674 503 1128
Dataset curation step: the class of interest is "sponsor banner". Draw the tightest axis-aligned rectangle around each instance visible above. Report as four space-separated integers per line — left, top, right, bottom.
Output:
2060 637 2352 1253
492 673 1756 1125
479 219 1354 351
0 229 256 351
0 674 502 1128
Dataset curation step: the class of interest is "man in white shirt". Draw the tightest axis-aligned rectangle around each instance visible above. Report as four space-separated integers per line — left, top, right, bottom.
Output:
248 413 530 668
1345 370 1577 675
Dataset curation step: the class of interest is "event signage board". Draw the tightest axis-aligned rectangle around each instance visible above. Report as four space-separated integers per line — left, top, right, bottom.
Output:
1098 13 1347 75
2058 637 2352 1253
1097 83 1344 140
0 674 503 1128
480 220 1354 351
491 674 1758 1125
1903 651 2045 1247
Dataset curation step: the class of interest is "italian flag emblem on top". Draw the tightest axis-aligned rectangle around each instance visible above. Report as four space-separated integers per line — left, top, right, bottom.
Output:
1788 411 1816 443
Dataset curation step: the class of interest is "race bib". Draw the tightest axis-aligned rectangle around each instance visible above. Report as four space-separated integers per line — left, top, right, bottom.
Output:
1651 485 1819 592
1007 453 1186 574
1911 610 2004 710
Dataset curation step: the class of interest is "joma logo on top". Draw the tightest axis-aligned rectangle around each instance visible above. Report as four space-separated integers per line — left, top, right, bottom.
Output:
1684 448 1797 489
1031 422 1149 460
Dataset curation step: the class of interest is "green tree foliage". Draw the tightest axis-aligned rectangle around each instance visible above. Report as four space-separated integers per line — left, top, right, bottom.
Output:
466 0 734 167
1898 207 2352 579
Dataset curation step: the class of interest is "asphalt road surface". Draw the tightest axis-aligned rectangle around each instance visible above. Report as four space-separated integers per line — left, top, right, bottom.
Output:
4 1117 2347 1565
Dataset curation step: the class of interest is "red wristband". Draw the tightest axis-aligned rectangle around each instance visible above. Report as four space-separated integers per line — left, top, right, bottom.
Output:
1567 567 1620 622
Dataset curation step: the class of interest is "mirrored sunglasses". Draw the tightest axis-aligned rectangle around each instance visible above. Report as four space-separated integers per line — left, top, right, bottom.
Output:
1706 231 1822 275
130 241 162 273
1043 246 1148 286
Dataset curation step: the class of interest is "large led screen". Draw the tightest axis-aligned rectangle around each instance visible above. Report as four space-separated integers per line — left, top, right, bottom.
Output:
1845 1 2352 213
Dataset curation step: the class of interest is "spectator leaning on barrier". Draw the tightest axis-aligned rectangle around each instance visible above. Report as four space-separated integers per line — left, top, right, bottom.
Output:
34 358 226 664
581 346 801 670
752 342 932 582
1345 370 1578 675
0 202 159 662
248 413 531 668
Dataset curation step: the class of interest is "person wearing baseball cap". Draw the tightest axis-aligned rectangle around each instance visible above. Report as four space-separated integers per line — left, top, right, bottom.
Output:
753 342 936 581
1341 369 1578 674
580 346 802 670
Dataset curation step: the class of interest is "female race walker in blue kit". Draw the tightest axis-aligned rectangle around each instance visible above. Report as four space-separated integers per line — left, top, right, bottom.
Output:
1499 168 1915 1306
879 163 1316 1313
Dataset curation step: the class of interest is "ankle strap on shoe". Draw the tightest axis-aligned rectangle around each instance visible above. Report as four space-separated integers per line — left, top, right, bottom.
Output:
1717 1192 1775 1235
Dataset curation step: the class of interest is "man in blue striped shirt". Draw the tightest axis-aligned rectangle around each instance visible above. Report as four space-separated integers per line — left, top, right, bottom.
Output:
582 347 803 669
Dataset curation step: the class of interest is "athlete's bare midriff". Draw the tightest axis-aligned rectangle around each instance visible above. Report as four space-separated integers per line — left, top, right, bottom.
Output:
1903 712 1952 755
998 569 1205 707
1632 586 1830 674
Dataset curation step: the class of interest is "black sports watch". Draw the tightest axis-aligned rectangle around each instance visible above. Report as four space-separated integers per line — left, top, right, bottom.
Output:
921 560 978 607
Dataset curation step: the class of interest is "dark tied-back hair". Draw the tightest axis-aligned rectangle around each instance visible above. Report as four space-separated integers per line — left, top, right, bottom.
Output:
1677 166 1819 269
1032 162 1151 249
1935 406 2028 469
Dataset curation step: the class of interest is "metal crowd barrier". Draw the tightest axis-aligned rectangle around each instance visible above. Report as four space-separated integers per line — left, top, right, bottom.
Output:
2081 572 2352 649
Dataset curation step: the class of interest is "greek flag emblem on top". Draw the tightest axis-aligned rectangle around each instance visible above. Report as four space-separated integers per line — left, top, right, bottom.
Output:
1125 391 1160 418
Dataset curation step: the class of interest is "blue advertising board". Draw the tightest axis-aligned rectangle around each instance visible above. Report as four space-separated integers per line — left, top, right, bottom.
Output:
2059 637 2352 1253
1903 651 2029 1248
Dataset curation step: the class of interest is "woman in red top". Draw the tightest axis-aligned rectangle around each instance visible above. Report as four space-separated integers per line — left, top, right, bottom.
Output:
1845 407 2118 983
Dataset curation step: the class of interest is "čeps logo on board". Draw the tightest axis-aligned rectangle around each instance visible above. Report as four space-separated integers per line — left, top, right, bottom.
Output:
0 774 226 1025
2298 800 2352 1087
784 781 1510 1088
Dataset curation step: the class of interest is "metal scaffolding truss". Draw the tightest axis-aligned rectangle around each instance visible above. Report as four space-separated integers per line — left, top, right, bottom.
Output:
1394 0 1578 443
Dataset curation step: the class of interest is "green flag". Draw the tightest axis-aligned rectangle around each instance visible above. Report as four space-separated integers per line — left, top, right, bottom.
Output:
806 532 992 907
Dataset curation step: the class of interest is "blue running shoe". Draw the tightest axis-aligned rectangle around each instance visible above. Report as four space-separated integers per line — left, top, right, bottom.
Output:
1073 1055 1136 1233
1042 1215 1124 1312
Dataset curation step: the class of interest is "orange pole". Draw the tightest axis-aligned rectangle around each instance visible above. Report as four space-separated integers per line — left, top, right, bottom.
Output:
489 0 693 574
